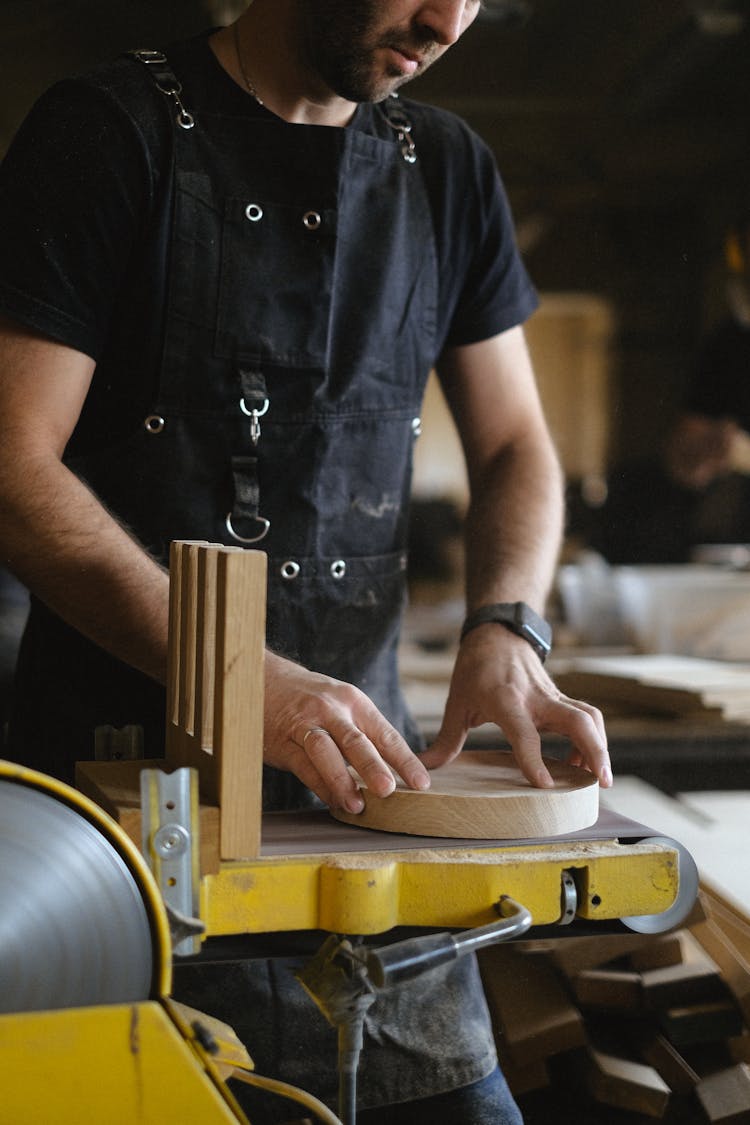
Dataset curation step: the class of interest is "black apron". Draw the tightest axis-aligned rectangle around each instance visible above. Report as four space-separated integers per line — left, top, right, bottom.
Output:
10 60 438 799
9 55 503 1113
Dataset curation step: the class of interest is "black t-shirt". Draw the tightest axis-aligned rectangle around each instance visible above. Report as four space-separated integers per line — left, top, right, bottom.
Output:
0 35 537 452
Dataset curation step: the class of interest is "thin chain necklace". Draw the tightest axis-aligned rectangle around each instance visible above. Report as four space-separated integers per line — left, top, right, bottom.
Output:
233 22 264 106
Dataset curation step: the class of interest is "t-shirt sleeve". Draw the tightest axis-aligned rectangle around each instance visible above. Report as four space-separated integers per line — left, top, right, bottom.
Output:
0 77 155 361
420 109 538 352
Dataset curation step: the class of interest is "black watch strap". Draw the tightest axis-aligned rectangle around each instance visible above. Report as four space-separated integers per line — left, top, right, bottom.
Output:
460 601 552 662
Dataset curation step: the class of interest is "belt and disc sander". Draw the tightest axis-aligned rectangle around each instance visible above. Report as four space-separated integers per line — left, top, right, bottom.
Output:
0 764 168 1014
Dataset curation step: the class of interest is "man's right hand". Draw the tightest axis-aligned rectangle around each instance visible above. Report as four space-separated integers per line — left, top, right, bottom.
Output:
263 650 431 813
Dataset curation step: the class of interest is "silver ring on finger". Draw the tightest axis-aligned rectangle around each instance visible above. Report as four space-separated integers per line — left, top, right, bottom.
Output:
303 727 330 747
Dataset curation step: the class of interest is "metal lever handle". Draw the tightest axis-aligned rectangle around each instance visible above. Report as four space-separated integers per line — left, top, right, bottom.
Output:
365 896 532 988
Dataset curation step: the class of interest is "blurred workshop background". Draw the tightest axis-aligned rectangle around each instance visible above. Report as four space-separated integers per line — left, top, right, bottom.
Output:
3 0 750 716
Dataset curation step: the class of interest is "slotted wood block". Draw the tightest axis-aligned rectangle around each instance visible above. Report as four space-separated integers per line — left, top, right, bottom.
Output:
166 541 267 861
330 750 599 839
77 541 267 866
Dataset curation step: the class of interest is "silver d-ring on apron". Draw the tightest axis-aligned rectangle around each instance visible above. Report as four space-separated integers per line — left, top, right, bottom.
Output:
240 397 269 420
225 513 270 544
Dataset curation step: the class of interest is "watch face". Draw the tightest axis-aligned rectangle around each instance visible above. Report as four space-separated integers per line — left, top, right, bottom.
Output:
516 603 552 655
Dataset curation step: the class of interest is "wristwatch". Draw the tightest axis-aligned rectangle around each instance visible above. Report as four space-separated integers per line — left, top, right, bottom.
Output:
460 602 552 663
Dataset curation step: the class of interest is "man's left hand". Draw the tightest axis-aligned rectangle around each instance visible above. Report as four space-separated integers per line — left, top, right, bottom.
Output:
419 625 612 788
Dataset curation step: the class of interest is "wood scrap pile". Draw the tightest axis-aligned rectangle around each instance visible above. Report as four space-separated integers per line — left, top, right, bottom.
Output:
479 889 750 1123
551 654 750 722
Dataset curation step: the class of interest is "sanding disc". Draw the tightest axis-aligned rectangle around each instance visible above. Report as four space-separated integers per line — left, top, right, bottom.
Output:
0 778 155 1013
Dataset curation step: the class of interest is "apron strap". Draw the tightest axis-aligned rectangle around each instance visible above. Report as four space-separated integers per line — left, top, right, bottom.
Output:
128 49 196 131
227 368 271 543
379 94 418 164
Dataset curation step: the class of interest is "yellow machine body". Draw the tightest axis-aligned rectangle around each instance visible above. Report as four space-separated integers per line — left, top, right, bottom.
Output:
202 838 679 936
0 763 252 1125
0 1001 249 1125
0 758 686 1125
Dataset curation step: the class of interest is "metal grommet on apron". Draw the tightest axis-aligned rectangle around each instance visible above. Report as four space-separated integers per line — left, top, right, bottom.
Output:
330 560 346 579
280 561 301 581
302 211 322 231
411 417 422 437
144 414 165 434
245 203 264 222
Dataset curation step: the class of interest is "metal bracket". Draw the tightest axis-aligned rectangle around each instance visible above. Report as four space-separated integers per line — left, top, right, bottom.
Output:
559 869 578 926
140 767 205 956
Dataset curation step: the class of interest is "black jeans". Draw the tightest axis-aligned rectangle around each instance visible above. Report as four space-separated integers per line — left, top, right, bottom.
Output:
231 1065 523 1125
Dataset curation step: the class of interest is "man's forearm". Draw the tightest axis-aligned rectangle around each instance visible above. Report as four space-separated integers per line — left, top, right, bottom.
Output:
463 435 564 613
0 451 170 683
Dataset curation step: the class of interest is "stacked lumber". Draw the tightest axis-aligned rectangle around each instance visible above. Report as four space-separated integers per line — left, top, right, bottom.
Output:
552 654 750 722
480 889 750 1123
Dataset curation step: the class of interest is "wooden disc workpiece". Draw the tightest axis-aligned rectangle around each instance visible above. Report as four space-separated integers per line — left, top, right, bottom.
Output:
330 750 599 839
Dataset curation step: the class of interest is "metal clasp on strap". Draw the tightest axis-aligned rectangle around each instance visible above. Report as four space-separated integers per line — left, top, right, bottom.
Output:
130 48 195 130
382 93 417 163
240 396 269 445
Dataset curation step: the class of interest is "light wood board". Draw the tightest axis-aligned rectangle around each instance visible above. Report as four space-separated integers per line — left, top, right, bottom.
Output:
553 654 750 721
330 750 599 839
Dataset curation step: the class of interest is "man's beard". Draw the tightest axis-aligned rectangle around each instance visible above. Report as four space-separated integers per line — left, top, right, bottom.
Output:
301 1 440 103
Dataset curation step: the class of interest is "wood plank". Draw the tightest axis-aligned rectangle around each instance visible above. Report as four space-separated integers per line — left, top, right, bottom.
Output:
729 1035 750 1065
641 932 728 1010
194 545 218 753
331 751 599 839
554 654 750 721
659 1000 744 1046
573 968 643 1012
532 932 667 977
213 548 266 860
629 933 686 973
479 944 586 1066
584 1046 671 1119
639 1032 700 1094
696 1063 750 1123
692 917 750 1025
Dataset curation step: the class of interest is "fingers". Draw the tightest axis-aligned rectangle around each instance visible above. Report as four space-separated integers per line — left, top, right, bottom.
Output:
488 701 556 788
292 719 431 814
263 654 431 814
538 695 612 787
422 681 611 791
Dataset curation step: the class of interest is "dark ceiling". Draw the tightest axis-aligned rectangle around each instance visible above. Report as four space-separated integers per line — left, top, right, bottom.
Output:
416 0 750 224
2 1 749 457
2 0 749 228
3 1 748 214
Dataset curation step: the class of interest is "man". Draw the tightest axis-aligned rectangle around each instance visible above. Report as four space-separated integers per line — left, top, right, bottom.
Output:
0 2 611 1120
589 210 750 565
